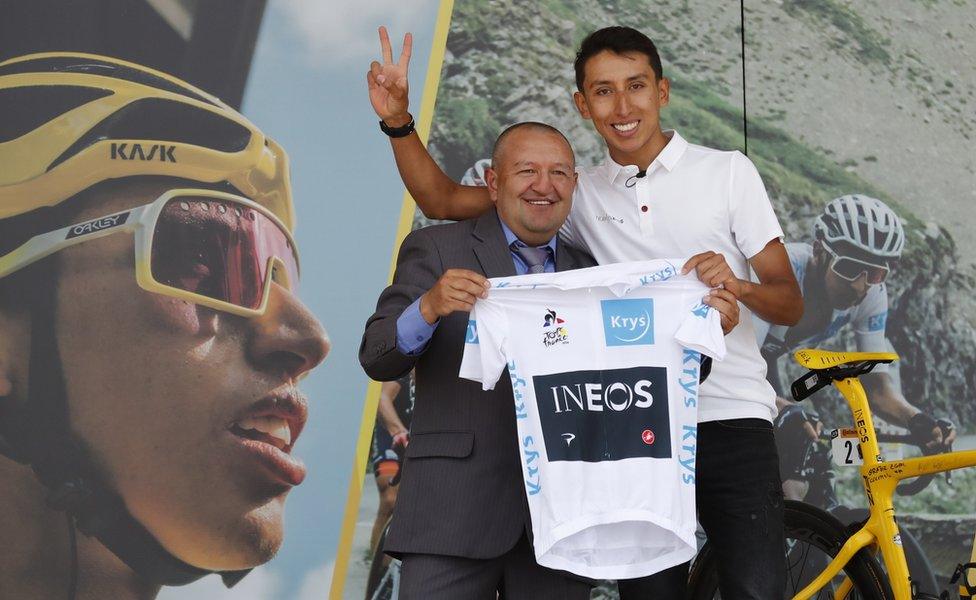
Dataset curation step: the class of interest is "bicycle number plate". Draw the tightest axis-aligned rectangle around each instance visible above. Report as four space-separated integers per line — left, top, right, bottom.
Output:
830 428 863 466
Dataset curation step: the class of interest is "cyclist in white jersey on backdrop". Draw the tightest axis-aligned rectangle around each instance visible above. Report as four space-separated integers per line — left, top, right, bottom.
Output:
367 24 803 598
752 195 955 499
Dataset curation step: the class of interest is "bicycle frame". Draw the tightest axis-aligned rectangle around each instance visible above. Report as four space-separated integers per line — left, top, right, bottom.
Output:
794 376 976 600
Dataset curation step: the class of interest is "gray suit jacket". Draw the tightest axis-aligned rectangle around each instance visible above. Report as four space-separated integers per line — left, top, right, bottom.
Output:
360 208 596 559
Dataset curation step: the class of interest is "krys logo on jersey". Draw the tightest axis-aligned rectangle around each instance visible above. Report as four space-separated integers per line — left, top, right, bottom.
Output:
532 366 671 462
602 299 655 347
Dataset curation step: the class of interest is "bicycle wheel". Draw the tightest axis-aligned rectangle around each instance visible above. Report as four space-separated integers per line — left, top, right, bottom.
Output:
688 501 893 600
364 520 401 600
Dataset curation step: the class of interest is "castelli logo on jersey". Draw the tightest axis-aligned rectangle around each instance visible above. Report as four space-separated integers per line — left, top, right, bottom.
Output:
641 429 655 445
66 212 130 239
532 366 671 462
110 142 177 162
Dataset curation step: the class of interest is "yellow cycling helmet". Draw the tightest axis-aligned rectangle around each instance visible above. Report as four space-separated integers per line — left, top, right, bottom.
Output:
0 51 294 231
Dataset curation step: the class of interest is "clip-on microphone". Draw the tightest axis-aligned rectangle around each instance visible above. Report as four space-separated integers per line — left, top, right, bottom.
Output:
625 169 647 188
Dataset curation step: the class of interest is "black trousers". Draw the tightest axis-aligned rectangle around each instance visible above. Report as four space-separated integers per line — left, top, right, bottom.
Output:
618 418 786 600
398 533 593 600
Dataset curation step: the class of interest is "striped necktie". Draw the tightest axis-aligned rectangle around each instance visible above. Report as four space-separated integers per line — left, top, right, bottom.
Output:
510 241 552 274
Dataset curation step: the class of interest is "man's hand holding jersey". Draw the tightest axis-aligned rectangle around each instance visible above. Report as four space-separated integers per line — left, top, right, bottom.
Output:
682 251 741 335
419 269 490 325
683 241 803 335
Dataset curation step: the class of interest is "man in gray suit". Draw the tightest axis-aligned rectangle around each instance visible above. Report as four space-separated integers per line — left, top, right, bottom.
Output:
360 122 596 599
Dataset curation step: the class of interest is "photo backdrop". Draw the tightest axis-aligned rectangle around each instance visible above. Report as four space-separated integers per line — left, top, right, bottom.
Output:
341 1 976 597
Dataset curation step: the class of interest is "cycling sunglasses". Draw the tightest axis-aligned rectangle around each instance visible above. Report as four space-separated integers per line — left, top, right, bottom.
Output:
823 245 889 285
0 189 299 317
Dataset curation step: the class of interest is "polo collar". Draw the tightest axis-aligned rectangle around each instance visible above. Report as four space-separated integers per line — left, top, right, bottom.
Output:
601 129 688 185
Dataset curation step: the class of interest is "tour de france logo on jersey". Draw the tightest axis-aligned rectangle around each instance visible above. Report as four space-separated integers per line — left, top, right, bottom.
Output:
601 298 655 346
542 308 569 347
532 366 671 462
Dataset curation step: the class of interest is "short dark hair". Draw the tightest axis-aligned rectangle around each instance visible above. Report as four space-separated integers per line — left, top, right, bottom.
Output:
574 26 664 91
491 122 574 167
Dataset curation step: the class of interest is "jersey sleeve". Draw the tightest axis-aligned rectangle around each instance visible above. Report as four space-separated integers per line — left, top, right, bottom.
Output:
728 151 785 259
458 297 510 390
674 298 727 361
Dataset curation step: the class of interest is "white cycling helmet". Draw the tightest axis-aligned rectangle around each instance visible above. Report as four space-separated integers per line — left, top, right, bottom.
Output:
460 158 492 187
814 194 905 260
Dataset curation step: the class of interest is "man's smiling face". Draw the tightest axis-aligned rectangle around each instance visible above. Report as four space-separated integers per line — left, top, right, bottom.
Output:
573 50 670 166
486 127 576 247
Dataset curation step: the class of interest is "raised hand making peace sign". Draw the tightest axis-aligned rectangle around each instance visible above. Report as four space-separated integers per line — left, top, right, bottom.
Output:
367 26 413 127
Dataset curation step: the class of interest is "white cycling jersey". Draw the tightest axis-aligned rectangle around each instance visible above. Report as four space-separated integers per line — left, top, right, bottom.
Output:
459 259 725 579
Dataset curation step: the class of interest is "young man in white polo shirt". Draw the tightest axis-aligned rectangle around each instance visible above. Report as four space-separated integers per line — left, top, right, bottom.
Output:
367 25 803 598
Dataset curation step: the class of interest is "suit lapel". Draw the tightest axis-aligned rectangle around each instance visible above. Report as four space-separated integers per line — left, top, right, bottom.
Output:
472 208 517 278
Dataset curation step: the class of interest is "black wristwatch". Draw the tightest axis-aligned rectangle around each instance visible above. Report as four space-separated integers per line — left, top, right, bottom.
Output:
380 114 415 138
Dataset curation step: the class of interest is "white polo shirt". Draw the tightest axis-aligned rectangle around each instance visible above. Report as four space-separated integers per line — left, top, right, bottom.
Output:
560 130 784 422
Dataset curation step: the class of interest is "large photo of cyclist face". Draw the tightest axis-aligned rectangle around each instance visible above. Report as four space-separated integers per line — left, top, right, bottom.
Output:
0 3 358 596
345 1 976 598
0 57 331 599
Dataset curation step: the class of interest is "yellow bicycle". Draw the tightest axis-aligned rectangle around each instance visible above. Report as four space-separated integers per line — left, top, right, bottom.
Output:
688 349 976 600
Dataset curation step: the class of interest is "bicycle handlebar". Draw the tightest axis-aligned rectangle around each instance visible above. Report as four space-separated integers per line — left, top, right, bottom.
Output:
895 419 954 496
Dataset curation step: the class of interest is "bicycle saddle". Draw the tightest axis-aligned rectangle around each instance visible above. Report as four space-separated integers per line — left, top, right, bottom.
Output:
793 349 898 370
790 349 899 401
